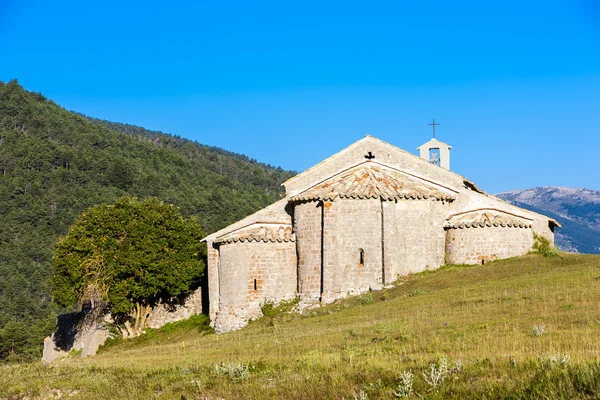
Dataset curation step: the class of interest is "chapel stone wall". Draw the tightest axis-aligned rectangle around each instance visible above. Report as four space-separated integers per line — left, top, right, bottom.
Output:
532 218 555 245
383 199 449 279
322 199 383 301
445 226 534 265
207 242 219 322
294 201 323 301
213 241 296 332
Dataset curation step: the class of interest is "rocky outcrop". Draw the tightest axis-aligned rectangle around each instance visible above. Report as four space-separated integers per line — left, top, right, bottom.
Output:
42 301 111 363
42 287 204 362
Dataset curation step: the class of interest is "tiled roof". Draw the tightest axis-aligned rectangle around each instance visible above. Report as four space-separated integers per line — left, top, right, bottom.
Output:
444 209 533 229
289 164 455 202
215 224 294 244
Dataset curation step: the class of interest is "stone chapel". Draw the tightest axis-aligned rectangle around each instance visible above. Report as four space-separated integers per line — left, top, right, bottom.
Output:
202 135 559 332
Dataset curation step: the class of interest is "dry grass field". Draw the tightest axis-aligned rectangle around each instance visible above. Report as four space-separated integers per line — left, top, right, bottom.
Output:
2 253 600 399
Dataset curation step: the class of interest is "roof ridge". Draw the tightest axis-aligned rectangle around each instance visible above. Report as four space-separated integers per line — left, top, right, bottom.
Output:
289 162 455 203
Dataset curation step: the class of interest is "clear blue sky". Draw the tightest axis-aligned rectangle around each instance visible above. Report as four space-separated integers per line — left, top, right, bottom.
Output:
1 0 599 193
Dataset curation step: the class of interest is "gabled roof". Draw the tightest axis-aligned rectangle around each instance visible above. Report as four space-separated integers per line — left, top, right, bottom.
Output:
416 137 452 151
202 198 292 242
444 208 533 229
282 135 468 197
289 162 456 202
214 223 294 244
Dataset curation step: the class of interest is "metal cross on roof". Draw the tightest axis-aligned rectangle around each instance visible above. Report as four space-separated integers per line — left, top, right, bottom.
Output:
428 119 440 138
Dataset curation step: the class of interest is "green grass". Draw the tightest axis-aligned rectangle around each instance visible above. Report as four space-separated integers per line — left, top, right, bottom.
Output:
2 253 600 399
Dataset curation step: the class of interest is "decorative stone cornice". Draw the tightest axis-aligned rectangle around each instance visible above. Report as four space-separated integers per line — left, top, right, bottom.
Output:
444 209 533 229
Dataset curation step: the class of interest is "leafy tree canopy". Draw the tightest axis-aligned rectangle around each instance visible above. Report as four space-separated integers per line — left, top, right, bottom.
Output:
52 197 206 320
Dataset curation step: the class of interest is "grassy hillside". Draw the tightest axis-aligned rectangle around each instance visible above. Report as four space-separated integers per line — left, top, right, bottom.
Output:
0 80 294 361
2 253 600 399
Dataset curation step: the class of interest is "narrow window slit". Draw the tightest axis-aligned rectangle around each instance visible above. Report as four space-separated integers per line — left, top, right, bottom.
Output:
359 248 364 266
254 279 257 291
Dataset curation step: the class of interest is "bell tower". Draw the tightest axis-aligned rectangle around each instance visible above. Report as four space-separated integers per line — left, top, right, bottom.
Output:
417 119 452 170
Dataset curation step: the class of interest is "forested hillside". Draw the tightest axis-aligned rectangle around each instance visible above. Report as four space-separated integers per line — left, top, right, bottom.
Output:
0 80 295 361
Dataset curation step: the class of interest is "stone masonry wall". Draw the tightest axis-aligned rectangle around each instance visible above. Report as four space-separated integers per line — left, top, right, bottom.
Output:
445 226 534 265
294 201 322 301
146 288 203 329
384 199 449 278
532 218 555 245
322 199 383 301
207 241 219 322
214 241 297 332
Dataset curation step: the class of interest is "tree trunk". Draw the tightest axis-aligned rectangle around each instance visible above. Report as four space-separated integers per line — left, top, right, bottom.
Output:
128 302 152 338
123 321 134 338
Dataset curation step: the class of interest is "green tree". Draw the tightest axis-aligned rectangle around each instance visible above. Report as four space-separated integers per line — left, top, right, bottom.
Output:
51 197 206 335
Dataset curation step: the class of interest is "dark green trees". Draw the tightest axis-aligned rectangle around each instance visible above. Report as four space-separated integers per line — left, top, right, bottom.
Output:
0 80 293 359
52 197 206 333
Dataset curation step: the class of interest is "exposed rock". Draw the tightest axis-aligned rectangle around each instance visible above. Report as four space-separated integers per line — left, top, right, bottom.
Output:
42 300 110 363
43 287 204 362
146 288 203 329
42 336 67 363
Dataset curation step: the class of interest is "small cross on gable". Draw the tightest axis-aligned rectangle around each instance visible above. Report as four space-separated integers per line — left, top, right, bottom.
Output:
364 152 375 160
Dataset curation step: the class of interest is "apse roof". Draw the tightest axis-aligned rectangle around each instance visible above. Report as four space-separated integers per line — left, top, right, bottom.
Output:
214 223 294 244
289 163 456 202
444 209 533 229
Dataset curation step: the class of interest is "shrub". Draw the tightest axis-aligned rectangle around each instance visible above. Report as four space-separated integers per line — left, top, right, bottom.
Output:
393 370 414 398
361 294 375 305
423 356 449 388
532 234 561 257
214 362 254 380
532 325 545 337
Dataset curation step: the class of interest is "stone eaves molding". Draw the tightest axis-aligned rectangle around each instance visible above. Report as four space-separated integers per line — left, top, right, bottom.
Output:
444 208 533 229
215 223 295 244
289 164 456 203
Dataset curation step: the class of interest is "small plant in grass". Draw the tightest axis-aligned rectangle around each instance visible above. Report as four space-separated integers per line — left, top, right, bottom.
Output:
408 289 425 297
423 356 449 388
422 356 461 389
532 324 545 337
352 389 368 400
261 297 299 317
363 379 385 395
393 370 414 398
214 362 253 380
453 359 463 373
539 353 570 367
361 293 375 305
532 233 561 257
67 349 82 358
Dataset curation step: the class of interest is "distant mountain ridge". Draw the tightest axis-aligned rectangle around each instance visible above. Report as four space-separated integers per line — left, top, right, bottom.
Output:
496 186 600 254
